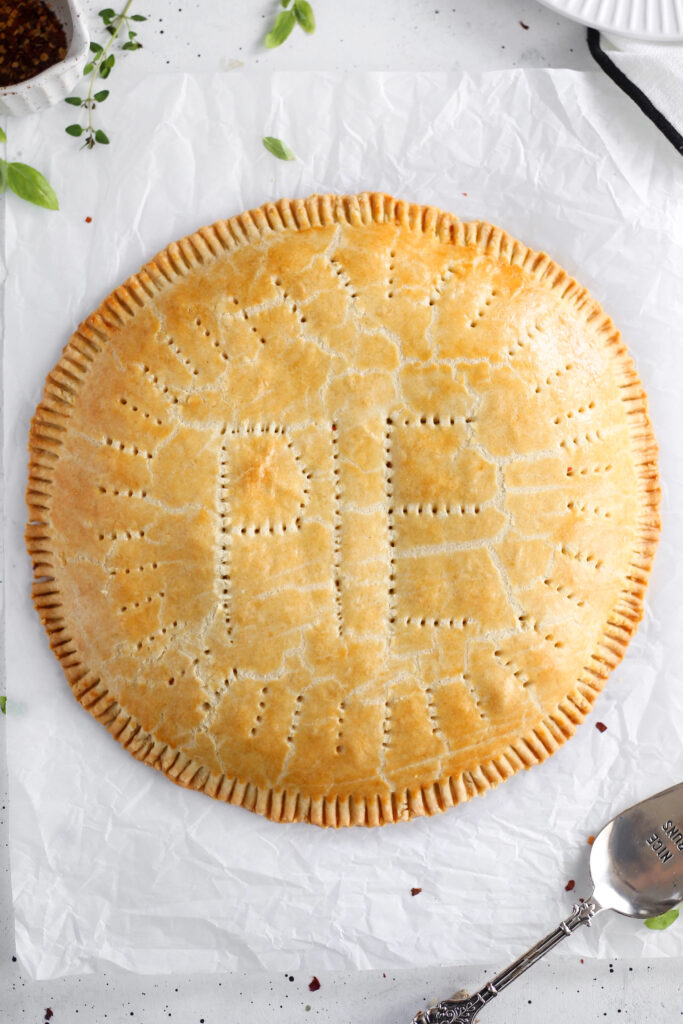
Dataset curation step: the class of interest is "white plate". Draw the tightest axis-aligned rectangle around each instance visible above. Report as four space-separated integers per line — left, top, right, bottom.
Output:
537 0 683 41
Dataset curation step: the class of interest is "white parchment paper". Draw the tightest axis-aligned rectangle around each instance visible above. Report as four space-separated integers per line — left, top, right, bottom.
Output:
3 70 683 980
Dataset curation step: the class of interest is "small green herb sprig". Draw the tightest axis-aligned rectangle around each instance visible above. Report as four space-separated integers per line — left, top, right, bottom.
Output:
0 127 59 211
0 696 6 715
262 136 296 161
645 906 679 930
65 3 146 149
265 0 315 49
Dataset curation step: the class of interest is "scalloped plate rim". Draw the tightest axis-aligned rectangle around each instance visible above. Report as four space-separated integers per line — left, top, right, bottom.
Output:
537 0 683 42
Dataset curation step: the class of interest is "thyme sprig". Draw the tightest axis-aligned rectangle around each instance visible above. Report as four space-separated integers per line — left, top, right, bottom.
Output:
64 3 146 149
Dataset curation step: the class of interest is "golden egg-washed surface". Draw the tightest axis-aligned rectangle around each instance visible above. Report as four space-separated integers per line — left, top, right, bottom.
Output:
26 193 660 827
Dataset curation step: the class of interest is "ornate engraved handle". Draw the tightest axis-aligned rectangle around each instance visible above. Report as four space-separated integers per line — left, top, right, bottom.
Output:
412 897 602 1024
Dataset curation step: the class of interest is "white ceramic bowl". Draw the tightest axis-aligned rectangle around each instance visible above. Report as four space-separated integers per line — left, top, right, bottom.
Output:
0 0 90 117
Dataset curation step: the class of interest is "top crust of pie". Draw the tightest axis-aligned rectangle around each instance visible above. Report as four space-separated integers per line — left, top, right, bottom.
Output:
26 192 660 827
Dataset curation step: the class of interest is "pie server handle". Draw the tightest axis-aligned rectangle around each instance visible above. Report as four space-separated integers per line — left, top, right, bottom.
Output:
410 896 602 1023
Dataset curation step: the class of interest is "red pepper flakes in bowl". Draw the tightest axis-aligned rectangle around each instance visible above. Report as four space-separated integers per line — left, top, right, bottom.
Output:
0 0 67 88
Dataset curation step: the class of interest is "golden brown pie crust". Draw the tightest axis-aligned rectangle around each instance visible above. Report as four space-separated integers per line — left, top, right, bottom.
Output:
26 192 660 827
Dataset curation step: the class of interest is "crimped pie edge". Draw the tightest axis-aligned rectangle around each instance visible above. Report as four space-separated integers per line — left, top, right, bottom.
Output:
25 192 661 827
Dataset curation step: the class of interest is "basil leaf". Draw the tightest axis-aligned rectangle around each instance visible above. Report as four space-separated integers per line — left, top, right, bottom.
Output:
7 163 59 210
94 89 109 102
0 696 6 714
293 0 315 33
95 129 110 144
65 123 84 136
645 907 679 930
0 159 7 193
265 10 296 48
262 136 296 161
65 96 82 105
0 126 7 143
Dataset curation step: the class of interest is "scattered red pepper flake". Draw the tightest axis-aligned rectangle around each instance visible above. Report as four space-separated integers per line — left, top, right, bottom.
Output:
520 20 529 29
587 835 595 846
580 958 584 964
44 1012 53 1023
411 887 423 896
462 192 468 196
308 977 321 992
595 721 607 733
566 467 573 475
565 879 575 892
85 216 92 223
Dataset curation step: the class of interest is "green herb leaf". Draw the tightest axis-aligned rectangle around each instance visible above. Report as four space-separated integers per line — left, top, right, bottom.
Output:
122 41 140 50
0 159 8 193
130 13 147 20
65 95 83 106
95 129 110 144
90 41 103 53
65 123 84 136
293 0 315 33
645 907 680 930
0 696 6 714
94 89 109 102
281 0 290 6
98 7 115 21
83 61 95 75
7 163 59 210
265 10 296 48
0 126 6 143
262 136 296 161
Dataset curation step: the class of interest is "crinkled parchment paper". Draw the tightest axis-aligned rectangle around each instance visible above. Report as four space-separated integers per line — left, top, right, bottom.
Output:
3 70 683 979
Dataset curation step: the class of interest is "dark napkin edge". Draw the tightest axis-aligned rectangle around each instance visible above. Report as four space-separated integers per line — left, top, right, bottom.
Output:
587 27 683 157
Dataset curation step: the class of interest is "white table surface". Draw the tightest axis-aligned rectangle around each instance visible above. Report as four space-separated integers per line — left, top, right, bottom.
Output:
2 1 682 1022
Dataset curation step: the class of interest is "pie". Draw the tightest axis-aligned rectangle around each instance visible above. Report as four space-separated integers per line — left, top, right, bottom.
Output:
26 192 660 827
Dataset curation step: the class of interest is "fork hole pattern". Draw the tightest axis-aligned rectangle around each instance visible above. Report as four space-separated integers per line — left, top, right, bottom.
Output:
139 363 181 405
331 423 343 633
335 700 346 754
286 692 305 744
119 590 165 614
380 699 392 749
387 249 396 299
385 419 397 627
118 397 163 426
462 672 486 720
250 685 269 737
166 334 201 376
218 441 232 635
329 257 359 299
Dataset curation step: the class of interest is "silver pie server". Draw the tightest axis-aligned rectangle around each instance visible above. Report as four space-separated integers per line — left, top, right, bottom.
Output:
411 781 683 1024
